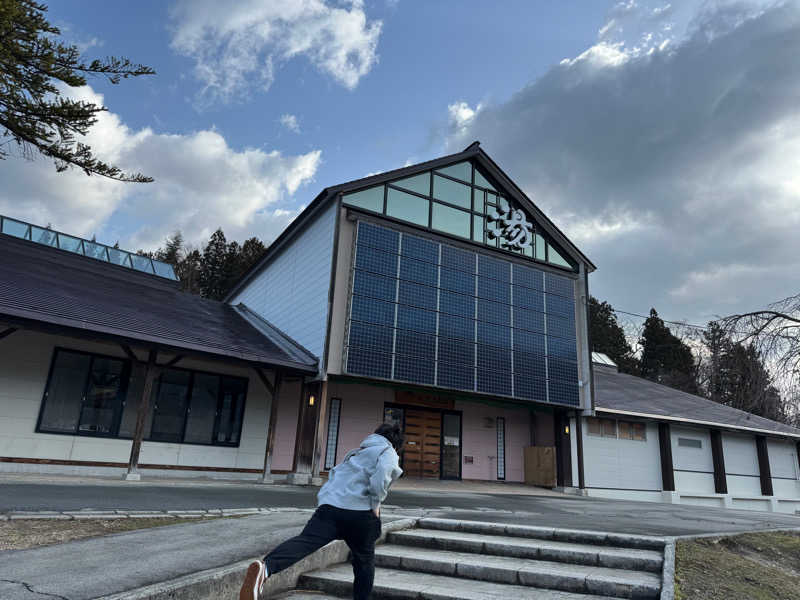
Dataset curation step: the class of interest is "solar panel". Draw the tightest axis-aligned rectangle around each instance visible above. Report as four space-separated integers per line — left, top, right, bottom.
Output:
345 221 581 407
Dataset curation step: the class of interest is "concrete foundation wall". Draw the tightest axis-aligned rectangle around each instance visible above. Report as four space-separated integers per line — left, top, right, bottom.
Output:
0 330 273 473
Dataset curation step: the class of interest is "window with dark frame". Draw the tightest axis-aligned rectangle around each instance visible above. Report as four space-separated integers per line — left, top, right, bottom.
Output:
324 398 342 470
38 348 249 447
38 348 129 436
496 416 506 480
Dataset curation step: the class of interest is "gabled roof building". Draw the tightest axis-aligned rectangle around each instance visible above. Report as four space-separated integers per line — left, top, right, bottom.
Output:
1 143 798 513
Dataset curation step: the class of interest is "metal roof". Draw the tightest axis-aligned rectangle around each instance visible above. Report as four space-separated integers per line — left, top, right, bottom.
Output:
0 234 318 372
594 367 800 438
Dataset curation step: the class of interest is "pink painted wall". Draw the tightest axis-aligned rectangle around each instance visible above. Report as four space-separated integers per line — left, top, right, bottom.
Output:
455 400 531 483
327 381 390 466
271 379 302 471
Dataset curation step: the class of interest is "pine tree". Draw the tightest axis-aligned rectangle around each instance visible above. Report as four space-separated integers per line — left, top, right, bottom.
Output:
200 229 230 300
639 308 698 394
587 296 639 373
0 0 154 181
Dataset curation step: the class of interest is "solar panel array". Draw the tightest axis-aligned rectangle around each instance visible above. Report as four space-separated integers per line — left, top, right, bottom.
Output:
344 221 580 407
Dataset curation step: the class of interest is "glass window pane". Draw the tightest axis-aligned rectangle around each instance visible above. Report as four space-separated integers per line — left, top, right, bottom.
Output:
149 370 191 442
343 185 384 213
618 421 632 440
153 260 177 280
184 373 220 444
118 362 153 438
548 244 572 268
474 169 496 191
432 203 470 238
632 423 647 441
2 218 30 239
57 233 83 253
392 172 430 196
601 418 617 437
325 397 342 470
587 417 602 436
487 192 498 206
77 357 124 435
386 187 430 226
130 254 155 274
39 351 91 433
472 215 484 242
107 248 132 267
30 226 57 246
535 234 546 260
473 188 484 212
217 377 247 444
83 241 108 261
436 161 471 183
433 175 471 209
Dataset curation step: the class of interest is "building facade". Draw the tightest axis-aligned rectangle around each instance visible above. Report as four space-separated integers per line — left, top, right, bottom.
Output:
2 141 799 514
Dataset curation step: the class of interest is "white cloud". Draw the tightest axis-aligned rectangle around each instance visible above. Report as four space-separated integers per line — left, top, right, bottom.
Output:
445 2 800 326
280 113 301 133
448 101 482 136
169 0 382 104
0 85 321 251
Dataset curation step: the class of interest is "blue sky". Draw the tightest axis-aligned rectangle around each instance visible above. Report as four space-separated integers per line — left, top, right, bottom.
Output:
2 0 799 332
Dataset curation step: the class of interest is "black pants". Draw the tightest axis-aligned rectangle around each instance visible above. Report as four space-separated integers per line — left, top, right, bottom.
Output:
264 504 381 600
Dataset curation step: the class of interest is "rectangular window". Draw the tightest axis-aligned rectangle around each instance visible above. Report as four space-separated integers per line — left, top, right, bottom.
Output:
678 437 702 448
433 174 471 209
325 398 342 470
587 417 602 436
432 202 471 238
183 373 220 444
38 349 128 437
150 369 191 442
618 420 646 441
386 187 430 226
496 417 506 480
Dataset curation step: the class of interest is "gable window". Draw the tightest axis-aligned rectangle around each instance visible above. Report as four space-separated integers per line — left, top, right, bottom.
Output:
341 160 577 272
38 349 129 437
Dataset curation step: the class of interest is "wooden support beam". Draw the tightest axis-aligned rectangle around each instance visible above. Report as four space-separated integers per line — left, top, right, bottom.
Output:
260 370 282 483
658 422 675 492
161 355 184 368
120 344 139 363
710 429 728 494
0 327 18 341
575 415 585 490
756 435 774 496
124 349 160 481
311 381 329 480
255 367 275 397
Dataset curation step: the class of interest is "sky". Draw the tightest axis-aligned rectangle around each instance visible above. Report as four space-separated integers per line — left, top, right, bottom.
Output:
2 0 799 333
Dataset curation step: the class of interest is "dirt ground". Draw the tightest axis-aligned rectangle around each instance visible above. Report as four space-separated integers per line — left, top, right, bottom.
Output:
0 517 221 551
675 530 800 599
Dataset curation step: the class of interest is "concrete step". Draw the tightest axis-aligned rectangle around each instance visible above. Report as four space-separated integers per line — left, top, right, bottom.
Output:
300 564 615 600
374 545 661 598
389 528 663 573
275 592 342 599
418 518 666 551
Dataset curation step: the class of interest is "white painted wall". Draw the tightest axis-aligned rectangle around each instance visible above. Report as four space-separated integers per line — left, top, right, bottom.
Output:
582 419 662 492
722 432 762 496
671 425 715 494
230 200 338 362
0 330 273 474
768 438 800 499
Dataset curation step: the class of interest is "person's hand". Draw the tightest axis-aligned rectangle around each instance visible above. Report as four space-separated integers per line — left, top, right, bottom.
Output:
372 506 380 518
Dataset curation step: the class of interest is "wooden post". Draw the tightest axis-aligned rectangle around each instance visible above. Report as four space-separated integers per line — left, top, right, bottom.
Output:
259 369 282 483
710 429 728 494
575 415 585 490
756 435 774 496
658 422 675 492
311 381 329 481
124 349 159 481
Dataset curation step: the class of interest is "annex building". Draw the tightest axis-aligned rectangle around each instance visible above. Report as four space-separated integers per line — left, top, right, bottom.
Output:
1 142 799 514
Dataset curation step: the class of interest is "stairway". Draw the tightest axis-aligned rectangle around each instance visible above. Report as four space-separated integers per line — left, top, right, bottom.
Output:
287 518 666 599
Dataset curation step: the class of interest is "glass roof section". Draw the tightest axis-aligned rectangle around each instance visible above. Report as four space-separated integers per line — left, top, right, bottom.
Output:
0 214 178 281
342 159 578 272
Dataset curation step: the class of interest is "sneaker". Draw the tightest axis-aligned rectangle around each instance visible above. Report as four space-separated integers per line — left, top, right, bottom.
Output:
239 560 266 600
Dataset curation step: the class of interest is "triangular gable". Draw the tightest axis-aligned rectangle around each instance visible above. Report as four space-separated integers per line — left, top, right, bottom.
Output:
341 147 584 272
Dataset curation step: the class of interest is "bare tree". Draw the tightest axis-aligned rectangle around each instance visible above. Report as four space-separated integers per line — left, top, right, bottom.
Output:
721 294 800 387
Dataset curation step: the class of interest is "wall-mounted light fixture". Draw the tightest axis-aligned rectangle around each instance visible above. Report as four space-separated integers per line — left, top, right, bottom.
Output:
308 395 316 406
564 425 570 435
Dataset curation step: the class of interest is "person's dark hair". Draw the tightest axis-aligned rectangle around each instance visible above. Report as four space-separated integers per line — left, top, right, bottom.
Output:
374 423 404 453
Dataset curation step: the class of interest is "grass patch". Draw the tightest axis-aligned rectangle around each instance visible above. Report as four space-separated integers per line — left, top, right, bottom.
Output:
675 530 800 599
1 516 224 551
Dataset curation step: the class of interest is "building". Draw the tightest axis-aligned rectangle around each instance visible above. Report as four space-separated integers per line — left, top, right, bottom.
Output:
1 142 798 513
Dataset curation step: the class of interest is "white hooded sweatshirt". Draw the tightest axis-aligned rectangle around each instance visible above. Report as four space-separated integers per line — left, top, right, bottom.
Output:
317 433 403 511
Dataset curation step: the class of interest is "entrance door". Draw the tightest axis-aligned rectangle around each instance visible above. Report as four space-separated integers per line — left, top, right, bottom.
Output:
441 412 462 480
403 409 441 478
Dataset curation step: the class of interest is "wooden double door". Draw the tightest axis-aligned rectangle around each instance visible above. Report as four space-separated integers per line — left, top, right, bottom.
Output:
402 409 442 479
